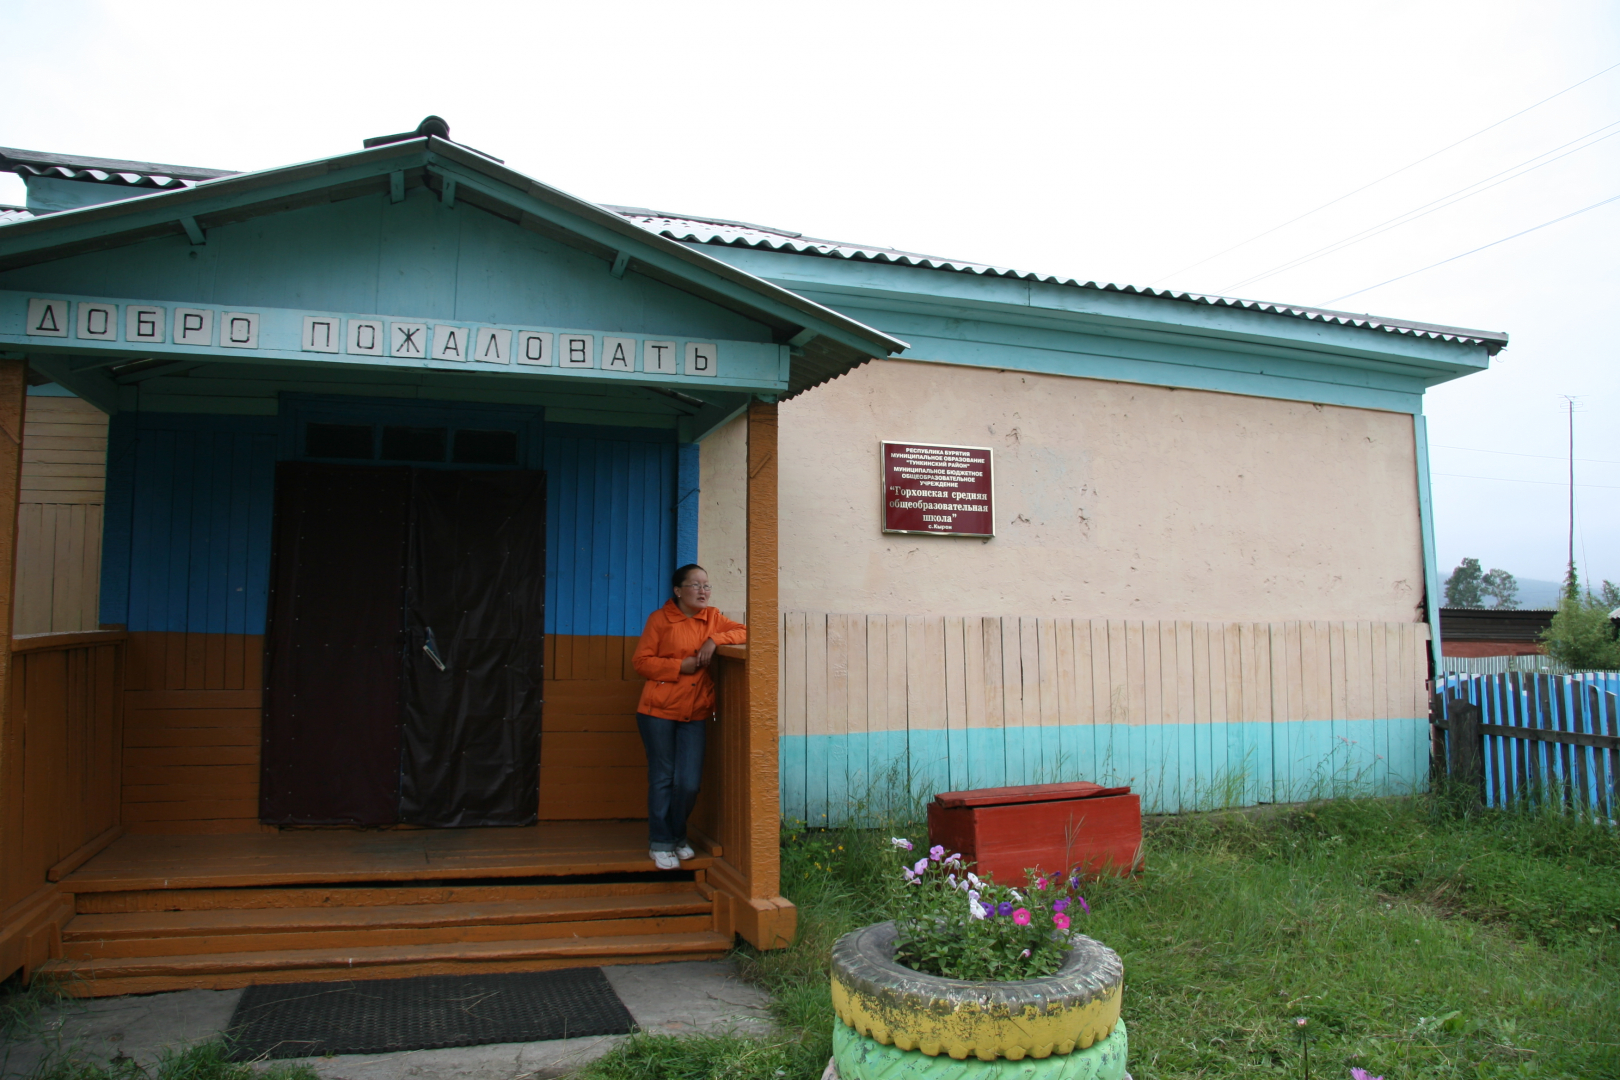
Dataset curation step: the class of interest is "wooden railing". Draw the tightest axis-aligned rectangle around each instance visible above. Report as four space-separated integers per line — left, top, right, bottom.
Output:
693 645 793 948
1 629 127 982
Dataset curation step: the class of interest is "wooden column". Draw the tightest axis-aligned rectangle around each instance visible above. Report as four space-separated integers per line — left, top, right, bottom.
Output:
730 399 794 947
0 360 72 984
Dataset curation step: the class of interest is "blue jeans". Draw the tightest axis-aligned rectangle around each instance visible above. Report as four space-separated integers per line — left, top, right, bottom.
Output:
636 713 706 851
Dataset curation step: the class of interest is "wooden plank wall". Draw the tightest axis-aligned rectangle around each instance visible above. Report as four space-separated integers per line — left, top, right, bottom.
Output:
118 632 658 830
122 632 265 834
2 640 123 910
780 613 1433 823
541 635 645 820
15 396 107 634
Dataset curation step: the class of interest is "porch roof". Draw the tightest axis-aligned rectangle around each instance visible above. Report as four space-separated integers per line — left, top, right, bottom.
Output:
0 137 907 400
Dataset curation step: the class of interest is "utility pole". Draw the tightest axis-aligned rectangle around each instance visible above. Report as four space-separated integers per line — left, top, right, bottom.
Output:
1563 396 1577 601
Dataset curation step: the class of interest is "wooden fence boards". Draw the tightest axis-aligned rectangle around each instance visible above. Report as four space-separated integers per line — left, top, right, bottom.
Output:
779 613 1433 822
1438 673 1620 813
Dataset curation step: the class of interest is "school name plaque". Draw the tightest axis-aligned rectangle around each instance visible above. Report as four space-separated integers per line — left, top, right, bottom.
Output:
881 441 995 538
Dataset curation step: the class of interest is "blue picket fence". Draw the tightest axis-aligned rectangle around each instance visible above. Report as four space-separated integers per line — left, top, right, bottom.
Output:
1436 672 1620 817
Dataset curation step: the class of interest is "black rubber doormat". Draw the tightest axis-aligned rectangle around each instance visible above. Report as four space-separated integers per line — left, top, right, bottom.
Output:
225 967 637 1059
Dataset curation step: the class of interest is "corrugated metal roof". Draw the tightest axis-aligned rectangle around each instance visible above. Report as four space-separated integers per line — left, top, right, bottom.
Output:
0 205 34 226
609 206 1510 356
0 147 236 191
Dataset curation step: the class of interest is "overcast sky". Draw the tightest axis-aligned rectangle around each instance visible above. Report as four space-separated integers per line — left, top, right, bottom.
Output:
4 0 1616 592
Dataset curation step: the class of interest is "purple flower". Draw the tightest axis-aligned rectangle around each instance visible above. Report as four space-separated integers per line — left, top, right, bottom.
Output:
891 837 914 851
997 901 1014 916
1075 896 1090 914
913 858 930 875
929 844 945 861
1350 1070 1384 1080
1052 898 1070 913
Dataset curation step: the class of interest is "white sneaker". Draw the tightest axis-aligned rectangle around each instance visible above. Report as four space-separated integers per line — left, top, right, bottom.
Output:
651 849 680 870
675 842 696 861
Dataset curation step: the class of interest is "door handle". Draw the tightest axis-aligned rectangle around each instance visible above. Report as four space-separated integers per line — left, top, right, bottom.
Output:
422 626 447 672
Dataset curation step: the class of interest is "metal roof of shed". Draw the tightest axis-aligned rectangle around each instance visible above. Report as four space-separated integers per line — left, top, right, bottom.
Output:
0 147 235 190
609 207 1510 356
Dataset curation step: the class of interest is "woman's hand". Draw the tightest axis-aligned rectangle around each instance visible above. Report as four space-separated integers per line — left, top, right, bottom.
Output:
679 655 701 675
696 638 718 668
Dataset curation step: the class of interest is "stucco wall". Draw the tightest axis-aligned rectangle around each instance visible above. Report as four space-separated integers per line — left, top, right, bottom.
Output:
776 359 1426 624
698 410 748 617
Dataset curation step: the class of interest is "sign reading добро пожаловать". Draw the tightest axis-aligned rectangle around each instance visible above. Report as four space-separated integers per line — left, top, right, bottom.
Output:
881 441 994 538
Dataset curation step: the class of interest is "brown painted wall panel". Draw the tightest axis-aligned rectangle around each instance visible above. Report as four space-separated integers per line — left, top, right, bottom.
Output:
119 633 651 828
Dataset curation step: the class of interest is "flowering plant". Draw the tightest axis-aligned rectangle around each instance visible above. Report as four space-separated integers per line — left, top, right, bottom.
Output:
886 838 1091 981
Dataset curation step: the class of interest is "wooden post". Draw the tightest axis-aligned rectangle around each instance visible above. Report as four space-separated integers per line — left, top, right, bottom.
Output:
1447 696 1485 804
734 398 794 947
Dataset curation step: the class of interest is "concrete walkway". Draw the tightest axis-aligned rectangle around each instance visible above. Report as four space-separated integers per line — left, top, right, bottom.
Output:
2 961 773 1079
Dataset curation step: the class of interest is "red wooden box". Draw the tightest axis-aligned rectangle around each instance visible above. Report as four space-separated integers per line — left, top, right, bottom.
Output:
926 781 1142 884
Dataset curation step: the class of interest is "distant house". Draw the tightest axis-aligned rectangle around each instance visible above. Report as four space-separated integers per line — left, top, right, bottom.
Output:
1438 608 1554 658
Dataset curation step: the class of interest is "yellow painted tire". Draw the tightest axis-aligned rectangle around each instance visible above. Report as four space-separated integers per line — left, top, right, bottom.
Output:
830 921 1123 1062
833 1017 1129 1080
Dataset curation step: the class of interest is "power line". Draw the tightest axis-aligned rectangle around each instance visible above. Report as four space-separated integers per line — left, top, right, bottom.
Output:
1145 58 1620 287
1323 191 1620 305
1434 471 1620 491
1432 444 1620 466
1219 120 1620 293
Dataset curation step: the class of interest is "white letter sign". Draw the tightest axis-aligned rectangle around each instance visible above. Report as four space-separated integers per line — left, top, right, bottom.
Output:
644 340 677 375
475 327 511 364
302 316 341 353
348 319 384 356
685 342 718 377
127 306 164 343
559 334 594 369
516 331 552 366
431 325 469 361
174 308 213 346
77 302 117 341
391 322 427 357
26 299 67 337
219 312 259 349
602 336 636 372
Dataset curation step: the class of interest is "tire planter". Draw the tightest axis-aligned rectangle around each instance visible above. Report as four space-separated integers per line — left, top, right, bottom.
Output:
833 1017 1128 1080
830 921 1124 1063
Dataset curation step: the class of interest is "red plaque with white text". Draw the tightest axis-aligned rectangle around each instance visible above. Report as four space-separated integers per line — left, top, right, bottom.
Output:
881 441 995 538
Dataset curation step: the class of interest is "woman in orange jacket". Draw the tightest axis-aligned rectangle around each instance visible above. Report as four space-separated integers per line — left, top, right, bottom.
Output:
632 564 746 869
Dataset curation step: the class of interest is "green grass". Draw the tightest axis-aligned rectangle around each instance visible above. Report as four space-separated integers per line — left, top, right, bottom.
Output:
586 787 1620 1080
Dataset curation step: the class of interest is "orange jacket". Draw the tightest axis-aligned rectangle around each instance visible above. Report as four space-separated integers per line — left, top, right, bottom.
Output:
633 601 748 721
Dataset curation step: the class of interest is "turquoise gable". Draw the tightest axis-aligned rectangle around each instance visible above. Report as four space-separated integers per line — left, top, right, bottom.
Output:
0 184 774 344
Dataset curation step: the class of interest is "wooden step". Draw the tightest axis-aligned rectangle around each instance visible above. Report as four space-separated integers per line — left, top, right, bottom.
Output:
64 907 715 960
77 878 704 914
66 890 710 941
44 930 735 997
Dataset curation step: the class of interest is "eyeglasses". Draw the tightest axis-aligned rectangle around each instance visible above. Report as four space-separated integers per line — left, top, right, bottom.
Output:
679 582 712 591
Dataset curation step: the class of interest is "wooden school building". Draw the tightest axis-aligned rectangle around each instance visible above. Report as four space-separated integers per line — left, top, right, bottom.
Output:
0 122 1504 993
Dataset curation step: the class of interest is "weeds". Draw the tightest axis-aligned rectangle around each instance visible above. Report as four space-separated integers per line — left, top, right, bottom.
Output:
6 1039 317 1080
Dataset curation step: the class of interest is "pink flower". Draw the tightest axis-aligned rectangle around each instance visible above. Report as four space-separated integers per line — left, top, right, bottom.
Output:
1012 908 1031 925
1053 912 1070 929
1349 1070 1383 1080
1035 877 1048 890
929 845 945 861
913 858 930 875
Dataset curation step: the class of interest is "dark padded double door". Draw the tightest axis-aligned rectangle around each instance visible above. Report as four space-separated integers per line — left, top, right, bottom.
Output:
261 463 546 827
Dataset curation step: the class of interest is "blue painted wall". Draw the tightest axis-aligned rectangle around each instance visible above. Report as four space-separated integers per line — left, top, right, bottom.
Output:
780 719 1431 824
101 406 680 637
